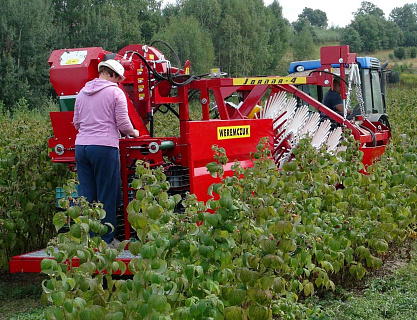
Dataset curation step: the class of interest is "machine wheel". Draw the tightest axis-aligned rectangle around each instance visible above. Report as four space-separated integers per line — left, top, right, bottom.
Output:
378 114 391 129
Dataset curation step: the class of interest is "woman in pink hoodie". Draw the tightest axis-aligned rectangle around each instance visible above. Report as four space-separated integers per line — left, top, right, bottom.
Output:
73 59 139 246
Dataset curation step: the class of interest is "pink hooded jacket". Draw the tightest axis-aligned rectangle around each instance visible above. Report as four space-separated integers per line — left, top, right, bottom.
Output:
73 78 136 148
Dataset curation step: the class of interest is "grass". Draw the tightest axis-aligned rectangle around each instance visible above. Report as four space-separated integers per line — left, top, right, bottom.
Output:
316 240 417 319
0 273 46 320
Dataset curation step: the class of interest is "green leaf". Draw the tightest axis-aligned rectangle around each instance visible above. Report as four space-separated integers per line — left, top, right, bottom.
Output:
321 261 334 272
278 238 294 252
67 206 81 219
129 241 141 256
42 279 54 294
41 258 53 271
140 244 157 259
126 200 140 216
51 291 65 307
73 297 87 309
116 261 127 275
197 299 207 315
330 239 341 251
51 307 65 320
213 183 223 195
70 224 82 239
205 213 219 227
112 261 119 272
148 294 168 313
128 212 147 230
381 223 394 232
80 223 90 233
303 282 314 296
274 221 293 235
147 204 163 220
90 306 107 319
53 212 67 232
105 248 117 262
282 161 297 172
67 278 76 289
376 239 389 253
63 300 73 313
356 245 371 258
131 179 141 189
206 162 220 178
219 196 233 209
185 265 194 282
173 194 182 205
224 306 243 320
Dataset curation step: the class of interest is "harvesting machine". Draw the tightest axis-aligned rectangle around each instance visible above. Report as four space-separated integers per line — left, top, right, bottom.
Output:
10 43 390 273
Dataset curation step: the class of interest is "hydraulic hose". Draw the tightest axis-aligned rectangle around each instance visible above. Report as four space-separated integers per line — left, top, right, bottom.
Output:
125 43 210 88
150 39 182 76
359 124 377 147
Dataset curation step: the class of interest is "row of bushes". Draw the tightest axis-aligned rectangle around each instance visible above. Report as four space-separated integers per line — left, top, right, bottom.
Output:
0 100 70 271
390 47 417 60
397 73 417 87
40 86 417 319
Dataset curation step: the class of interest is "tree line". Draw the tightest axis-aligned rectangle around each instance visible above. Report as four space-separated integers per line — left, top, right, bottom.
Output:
340 2 417 53
0 0 416 110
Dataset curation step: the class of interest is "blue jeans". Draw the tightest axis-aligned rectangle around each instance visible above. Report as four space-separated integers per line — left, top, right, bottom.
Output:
75 145 121 243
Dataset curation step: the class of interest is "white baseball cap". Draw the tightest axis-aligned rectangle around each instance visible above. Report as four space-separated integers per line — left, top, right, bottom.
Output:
98 59 125 81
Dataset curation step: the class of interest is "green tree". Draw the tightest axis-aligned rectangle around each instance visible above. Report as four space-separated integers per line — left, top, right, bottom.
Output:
354 1 385 18
265 0 290 74
215 12 244 76
0 0 57 109
410 47 417 59
293 18 310 33
340 27 363 53
348 7 403 52
212 0 273 76
153 15 215 75
158 0 290 77
161 3 182 24
394 47 406 60
292 19 314 61
52 0 144 51
299 7 328 28
350 15 381 52
389 4 417 32
51 0 87 48
389 4 417 46
379 20 403 50
183 0 221 33
0 54 31 109
138 0 164 43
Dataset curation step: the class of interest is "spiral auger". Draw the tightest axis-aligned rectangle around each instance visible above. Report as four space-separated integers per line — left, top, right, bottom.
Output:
260 92 344 167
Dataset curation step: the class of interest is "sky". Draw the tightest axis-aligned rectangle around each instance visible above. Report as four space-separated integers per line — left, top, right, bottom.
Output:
161 0 415 28
267 0 415 27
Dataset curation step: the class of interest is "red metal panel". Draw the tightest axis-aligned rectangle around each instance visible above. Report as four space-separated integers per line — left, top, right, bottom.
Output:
361 145 387 167
49 112 77 162
49 47 107 96
320 46 356 66
50 112 78 138
186 119 273 201
10 250 134 275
